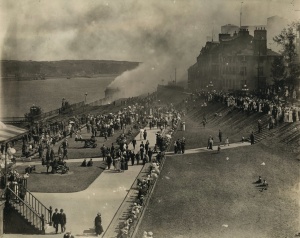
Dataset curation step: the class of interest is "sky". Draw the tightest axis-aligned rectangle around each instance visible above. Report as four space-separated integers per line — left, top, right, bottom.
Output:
0 0 299 97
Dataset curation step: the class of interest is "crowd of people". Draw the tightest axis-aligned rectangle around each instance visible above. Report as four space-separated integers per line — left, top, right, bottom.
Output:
118 159 162 238
188 89 300 126
0 92 185 237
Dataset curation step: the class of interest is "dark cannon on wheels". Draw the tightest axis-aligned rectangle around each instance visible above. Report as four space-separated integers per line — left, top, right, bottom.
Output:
75 137 97 148
50 161 69 174
42 159 69 174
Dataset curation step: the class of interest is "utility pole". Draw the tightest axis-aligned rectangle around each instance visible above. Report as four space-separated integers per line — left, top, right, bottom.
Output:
175 68 177 84
257 37 261 92
240 2 243 28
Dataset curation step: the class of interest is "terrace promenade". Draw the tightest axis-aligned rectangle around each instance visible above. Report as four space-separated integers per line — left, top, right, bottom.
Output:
2 125 159 238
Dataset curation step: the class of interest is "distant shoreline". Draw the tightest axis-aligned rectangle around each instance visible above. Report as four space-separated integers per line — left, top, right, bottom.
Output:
1 74 120 81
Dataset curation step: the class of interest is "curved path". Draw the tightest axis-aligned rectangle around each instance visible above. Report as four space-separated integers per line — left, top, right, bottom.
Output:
3 126 159 238
3 129 251 238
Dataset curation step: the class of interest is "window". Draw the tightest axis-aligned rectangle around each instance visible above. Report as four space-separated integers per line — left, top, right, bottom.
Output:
258 67 263 76
240 66 247 75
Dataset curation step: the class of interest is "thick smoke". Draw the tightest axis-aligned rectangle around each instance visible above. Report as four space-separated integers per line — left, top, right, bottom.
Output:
1 0 299 100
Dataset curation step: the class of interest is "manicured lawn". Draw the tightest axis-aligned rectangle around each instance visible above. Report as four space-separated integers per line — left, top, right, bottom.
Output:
169 113 246 151
137 143 300 238
17 161 106 193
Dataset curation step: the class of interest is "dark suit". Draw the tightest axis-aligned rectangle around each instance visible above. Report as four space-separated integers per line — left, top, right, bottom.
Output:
59 212 67 232
94 215 103 235
52 212 60 233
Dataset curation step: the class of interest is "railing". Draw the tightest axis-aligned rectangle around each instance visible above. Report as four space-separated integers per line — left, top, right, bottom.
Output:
11 184 52 225
6 187 46 232
88 97 110 107
0 117 28 123
24 187 52 225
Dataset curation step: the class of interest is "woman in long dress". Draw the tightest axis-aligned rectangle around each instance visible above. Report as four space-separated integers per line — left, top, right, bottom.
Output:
94 212 103 236
115 157 121 172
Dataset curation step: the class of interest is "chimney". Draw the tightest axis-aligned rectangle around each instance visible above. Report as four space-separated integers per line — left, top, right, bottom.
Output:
253 28 267 55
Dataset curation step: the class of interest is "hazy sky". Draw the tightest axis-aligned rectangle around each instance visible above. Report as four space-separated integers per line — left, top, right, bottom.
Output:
0 0 299 96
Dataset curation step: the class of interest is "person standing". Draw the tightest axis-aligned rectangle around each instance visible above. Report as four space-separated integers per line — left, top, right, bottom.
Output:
132 139 136 150
250 132 255 145
143 129 147 140
145 140 149 155
181 138 186 154
207 136 211 149
257 119 262 133
130 151 135 166
140 142 144 161
59 209 67 233
218 129 222 142
148 148 153 162
209 137 214 150
106 153 112 170
140 130 143 140
94 212 103 236
62 147 68 160
52 208 60 234
225 137 229 146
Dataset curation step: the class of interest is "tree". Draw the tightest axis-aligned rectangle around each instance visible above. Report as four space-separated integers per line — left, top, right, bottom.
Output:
273 22 300 90
271 56 286 90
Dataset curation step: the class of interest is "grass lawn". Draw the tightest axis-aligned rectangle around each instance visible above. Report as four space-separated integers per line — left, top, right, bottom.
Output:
17 161 106 193
137 143 300 238
13 123 142 193
169 113 246 151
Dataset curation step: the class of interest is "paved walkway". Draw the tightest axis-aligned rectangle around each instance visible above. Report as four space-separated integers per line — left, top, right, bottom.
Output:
3 128 252 238
3 126 160 238
165 141 251 156
103 126 158 238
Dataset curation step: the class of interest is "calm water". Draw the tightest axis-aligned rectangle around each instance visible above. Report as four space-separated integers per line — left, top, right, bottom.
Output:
1 76 115 117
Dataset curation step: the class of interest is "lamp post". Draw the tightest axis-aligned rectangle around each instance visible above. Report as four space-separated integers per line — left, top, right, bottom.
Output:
84 92 88 104
242 83 249 95
4 143 7 187
208 81 214 92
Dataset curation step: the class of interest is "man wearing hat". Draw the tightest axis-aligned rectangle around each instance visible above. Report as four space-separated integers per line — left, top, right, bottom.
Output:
52 208 60 234
94 212 103 236
59 209 67 233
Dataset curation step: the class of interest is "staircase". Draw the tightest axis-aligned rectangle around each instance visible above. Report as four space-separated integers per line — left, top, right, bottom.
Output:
4 184 52 234
187 101 300 146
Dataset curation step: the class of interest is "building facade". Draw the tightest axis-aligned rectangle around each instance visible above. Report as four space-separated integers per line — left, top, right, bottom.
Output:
188 28 279 92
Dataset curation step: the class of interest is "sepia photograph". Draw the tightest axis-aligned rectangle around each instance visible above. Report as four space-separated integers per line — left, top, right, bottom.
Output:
0 0 299 237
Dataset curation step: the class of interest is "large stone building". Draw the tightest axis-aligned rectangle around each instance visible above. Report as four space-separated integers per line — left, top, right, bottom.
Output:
188 28 280 92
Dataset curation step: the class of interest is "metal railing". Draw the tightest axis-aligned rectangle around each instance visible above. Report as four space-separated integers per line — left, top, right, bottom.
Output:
6 187 46 233
0 117 28 123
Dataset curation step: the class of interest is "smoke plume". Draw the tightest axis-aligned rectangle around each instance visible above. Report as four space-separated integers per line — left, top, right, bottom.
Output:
1 0 299 100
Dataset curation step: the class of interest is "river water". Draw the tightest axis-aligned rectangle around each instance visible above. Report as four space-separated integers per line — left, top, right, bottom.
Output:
1 76 115 117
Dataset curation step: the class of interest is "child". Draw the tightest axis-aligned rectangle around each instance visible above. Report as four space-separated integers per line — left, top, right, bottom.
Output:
225 137 229 146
